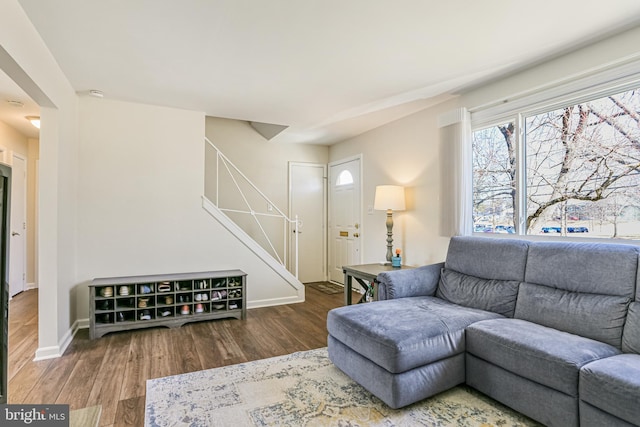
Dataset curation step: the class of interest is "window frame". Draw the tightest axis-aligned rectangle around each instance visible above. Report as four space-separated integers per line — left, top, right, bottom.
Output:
469 59 640 241
471 118 523 234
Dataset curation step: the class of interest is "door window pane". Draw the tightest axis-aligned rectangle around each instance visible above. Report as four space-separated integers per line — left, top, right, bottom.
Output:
336 170 354 186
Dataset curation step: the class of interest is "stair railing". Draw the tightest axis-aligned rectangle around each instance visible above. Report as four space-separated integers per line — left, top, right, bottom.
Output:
205 138 299 278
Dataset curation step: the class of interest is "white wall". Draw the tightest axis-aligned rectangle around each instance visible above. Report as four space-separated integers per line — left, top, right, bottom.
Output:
329 24 640 266
204 117 329 274
205 117 329 211
329 100 456 267
0 120 28 160
0 0 79 358
75 97 302 320
462 26 640 112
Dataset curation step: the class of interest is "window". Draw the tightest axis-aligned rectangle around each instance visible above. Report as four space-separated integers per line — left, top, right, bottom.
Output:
336 170 354 186
472 123 516 234
472 86 640 240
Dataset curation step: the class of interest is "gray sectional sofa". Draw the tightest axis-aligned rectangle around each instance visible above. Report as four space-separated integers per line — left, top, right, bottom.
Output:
327 236 640 427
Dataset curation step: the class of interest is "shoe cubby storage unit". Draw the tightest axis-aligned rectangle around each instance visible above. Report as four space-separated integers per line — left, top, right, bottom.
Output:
89 270 246 339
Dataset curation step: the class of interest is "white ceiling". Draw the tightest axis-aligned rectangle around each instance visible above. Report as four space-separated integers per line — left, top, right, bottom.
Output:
7 0 640 144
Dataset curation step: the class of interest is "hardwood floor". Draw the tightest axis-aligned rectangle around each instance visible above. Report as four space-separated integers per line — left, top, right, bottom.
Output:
8 285 352 426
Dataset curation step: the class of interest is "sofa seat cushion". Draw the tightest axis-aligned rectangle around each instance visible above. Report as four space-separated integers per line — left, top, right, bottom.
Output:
327 296 503 374
580 354 640 425
466 318 621 396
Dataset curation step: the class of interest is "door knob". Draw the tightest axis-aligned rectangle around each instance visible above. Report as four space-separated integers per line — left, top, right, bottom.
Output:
354 233 359 238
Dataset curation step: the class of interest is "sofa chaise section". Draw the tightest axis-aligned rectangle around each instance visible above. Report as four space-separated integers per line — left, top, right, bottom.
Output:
327 297 503 408
327 236 529 409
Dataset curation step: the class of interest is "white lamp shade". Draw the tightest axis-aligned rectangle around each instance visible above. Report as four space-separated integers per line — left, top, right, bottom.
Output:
374 185 405 211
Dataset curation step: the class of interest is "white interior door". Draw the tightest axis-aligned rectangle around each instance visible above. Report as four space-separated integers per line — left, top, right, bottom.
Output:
289 162 326 283
9 154 26 297
328 156 362 283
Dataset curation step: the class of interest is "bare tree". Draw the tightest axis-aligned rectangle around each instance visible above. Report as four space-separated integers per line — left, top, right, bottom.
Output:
473 89 640 237
473 123 516 228
526 92 640 232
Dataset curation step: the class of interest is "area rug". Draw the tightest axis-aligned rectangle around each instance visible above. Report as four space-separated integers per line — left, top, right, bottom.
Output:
145 348 541 426
306 282 343 294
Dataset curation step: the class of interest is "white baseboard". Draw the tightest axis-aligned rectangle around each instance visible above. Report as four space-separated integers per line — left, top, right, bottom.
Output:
33 318 84 361
77 318 90 329
247 294 305 309
25 282 37 290
34 345 62 361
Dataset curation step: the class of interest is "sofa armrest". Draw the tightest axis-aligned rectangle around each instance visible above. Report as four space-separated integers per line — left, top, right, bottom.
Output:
376 262 444 300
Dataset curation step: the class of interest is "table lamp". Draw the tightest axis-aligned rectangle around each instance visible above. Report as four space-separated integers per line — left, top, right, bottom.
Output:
374 185 406 262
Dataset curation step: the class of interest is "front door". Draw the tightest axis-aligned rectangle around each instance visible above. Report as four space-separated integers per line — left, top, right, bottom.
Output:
328 156 362 283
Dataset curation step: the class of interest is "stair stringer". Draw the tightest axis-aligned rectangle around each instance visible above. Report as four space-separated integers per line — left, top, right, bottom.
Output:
202 196 304 308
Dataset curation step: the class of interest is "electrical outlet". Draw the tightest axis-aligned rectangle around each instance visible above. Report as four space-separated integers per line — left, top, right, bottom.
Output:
367 205 374 214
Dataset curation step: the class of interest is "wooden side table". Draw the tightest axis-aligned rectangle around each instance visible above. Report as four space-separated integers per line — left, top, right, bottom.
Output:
343 264 415 305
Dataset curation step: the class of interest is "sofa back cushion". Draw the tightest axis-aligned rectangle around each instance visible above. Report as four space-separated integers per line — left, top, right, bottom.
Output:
514 282 631 348
436 268 520 317
622 302 640 354
524 241 639 297
445 236 529 282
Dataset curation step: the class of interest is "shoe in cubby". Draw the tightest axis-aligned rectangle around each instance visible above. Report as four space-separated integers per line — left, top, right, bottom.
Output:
211 290 227 301
157 281 171 293
139 283 154 294
98 313 113 324
212 278 226 288
96 300 112 311
158 307 173 318
99 287 114 297
139 310 152 321
177 280 192 291
195 280 209 290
